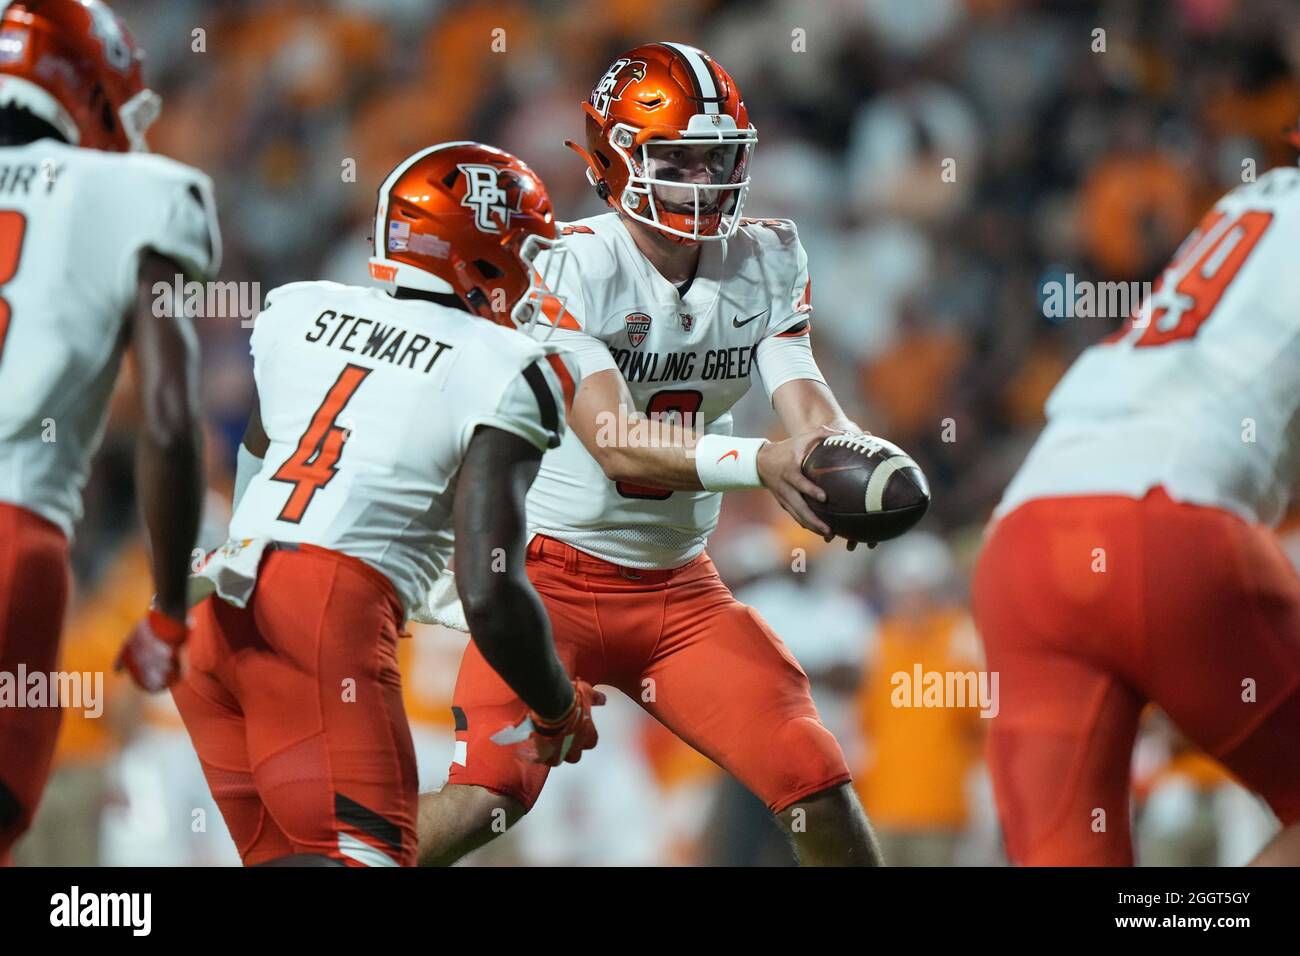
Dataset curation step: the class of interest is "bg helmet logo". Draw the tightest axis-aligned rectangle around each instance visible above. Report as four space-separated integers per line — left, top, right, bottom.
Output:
457 163 522 234
591 58 646 118
86 1 133 72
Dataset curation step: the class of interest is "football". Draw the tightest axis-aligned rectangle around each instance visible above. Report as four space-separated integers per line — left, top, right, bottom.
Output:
801 433 931 544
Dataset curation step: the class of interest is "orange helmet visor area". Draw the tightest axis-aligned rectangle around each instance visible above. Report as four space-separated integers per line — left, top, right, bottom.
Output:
578 42 757 243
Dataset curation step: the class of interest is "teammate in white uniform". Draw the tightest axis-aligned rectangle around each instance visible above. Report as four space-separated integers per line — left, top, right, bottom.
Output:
973 159 1300 865
167 142 601 867
420 42 883 867
0 0 219 861
999 168 1300 526
523 211 821 568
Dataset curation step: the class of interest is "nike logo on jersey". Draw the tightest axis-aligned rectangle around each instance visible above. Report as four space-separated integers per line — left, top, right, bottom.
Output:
717 449 739 463
732 309 768 328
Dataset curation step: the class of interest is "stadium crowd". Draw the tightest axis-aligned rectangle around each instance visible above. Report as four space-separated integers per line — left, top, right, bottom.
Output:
22 0 1297 865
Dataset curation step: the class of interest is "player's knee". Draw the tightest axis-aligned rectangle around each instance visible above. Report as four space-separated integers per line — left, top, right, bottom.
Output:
767 716 849 798
462 785 524 835
417 784 524 866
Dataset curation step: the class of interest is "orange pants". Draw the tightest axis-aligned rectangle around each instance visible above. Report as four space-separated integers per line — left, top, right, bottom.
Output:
447 534 850 812
172 544 417 866
0 503 69 862
972 487 1300 865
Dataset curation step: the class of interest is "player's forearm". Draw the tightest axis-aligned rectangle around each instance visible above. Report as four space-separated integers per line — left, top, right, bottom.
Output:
772 379 859 437
232 403 268 513
453 427 575 721
136 422 203 621
460 574 573 721
595 437 706 490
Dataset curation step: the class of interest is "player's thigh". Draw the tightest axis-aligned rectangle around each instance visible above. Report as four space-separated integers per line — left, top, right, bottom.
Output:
240 554 418 866
1144 515 1300 825
445 637 552 811
973 518 1144 866
639 588 850 813
445 558 605 812
172 599 293 865
0 507 69 835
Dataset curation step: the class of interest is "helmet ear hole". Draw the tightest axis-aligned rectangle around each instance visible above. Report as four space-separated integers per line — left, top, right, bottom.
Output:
88 83 115 135
473 258 503 279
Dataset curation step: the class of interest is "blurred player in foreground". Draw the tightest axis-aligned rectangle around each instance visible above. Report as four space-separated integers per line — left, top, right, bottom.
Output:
419 43 882 866
153 143 601 867
0 0 219 862
973 138 1300 865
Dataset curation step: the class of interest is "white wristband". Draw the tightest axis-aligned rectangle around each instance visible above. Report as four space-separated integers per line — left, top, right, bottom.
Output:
694 434 767 491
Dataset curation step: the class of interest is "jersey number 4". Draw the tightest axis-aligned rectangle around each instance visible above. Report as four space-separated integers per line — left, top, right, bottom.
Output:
0 211 28 362
271 363 371 523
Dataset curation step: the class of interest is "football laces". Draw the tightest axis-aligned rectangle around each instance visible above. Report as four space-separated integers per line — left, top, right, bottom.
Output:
822 433 886 457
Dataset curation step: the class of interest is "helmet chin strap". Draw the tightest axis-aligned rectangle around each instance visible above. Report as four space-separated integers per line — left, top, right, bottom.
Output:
564 138 609 200
452 258 488 318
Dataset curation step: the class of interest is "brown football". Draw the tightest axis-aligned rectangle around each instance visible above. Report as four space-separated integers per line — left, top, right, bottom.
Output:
801 433 930 544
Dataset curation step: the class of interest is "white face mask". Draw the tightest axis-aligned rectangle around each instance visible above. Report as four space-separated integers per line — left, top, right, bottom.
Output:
510 232 572 338
119 88 161 152
607 116 758 242
642 141 741 213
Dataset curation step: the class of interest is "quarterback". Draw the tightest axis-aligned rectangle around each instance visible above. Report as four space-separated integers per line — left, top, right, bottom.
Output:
419 42 882 866
167 143 601 867
0 0 219 861
972 154 1300 865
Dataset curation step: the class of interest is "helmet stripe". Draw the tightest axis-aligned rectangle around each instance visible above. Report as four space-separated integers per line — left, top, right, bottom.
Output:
661 41 720 114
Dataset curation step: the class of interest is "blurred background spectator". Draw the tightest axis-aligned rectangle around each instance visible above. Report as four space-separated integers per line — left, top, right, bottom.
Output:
22 0 1299 864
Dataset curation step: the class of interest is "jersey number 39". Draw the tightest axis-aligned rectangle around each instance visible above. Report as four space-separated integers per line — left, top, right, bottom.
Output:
0 211 28 362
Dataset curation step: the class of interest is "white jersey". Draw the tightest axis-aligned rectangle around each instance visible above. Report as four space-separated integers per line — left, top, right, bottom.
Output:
231 281 570 614
525 212 820 568
999 166 1300 526
0 140 220 537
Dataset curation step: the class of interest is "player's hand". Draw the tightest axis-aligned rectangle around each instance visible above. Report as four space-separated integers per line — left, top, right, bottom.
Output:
114 608 188 692
758 426 846 536
492 679 606 767
822 532 876 552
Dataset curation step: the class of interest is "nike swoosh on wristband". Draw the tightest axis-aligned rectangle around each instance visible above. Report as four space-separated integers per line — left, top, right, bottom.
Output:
717 449 739 463
732 310 768 328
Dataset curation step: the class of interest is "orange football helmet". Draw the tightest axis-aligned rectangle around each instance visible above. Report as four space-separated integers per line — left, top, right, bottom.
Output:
369 141 569 333
0 0 159 151
569 41 757 243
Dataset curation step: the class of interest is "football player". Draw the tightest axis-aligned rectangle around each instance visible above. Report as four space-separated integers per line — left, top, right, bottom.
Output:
160 142 601 867
0 0 219 862
971 140 1300 865
418 43 882 866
